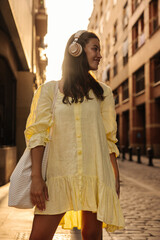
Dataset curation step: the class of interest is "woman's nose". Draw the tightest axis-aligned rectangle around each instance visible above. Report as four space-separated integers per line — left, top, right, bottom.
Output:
98 51 102 59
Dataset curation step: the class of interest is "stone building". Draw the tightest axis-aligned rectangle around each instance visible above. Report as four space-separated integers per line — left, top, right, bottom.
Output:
88 0 160 157
0 0 48 185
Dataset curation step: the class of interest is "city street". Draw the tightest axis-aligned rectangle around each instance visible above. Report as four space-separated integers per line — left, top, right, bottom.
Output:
0 155 160 240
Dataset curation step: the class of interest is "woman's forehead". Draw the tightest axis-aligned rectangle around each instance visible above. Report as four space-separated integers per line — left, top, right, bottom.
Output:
86 38 100 48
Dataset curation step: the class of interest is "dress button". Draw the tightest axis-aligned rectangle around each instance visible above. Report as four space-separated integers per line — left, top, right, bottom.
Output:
78 150 82 155
77 135 81 138
76 117 80 120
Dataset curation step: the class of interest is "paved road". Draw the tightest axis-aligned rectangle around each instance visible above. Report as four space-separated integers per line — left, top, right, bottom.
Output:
104 157 160 240
0 156 160 240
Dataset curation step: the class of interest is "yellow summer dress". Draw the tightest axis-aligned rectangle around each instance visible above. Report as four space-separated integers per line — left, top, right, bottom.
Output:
25 80 125 232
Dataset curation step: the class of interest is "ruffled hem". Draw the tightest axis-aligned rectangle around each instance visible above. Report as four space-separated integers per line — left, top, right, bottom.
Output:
34 175 125 232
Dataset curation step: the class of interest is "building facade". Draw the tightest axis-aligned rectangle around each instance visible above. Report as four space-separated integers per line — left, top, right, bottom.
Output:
0 0 48 185
88 0 160 157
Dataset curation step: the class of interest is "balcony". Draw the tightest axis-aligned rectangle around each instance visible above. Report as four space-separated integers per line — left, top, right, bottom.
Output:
39 53 48 71
35 8 48 37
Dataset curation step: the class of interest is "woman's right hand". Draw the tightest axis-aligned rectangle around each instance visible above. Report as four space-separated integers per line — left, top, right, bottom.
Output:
30 176 49 211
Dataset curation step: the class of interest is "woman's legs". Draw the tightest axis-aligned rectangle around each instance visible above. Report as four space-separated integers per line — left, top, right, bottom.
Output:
29 213 65 240
81 211 102 240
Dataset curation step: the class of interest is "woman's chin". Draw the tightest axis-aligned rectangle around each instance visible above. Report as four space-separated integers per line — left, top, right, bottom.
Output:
89 66 99 71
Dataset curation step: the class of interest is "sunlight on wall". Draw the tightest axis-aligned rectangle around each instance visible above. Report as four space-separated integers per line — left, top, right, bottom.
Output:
45 0 93 81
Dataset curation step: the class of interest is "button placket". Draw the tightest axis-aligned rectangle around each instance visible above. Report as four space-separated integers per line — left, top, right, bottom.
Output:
74 103 83 205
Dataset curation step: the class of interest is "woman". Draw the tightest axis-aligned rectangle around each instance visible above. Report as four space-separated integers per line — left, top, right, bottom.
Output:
26 30 125 240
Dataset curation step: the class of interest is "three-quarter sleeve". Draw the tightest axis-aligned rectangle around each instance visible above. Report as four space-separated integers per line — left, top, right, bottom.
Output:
100 84 119 157
24 82 54 149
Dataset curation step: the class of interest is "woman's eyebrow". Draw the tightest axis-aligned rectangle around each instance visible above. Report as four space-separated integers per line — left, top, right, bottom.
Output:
92 44 101 50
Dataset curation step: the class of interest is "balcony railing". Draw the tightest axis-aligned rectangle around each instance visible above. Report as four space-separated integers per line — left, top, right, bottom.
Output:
35 7 48 37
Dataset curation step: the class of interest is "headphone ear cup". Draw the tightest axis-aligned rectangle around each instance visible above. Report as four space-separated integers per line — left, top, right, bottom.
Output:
68 42 83 57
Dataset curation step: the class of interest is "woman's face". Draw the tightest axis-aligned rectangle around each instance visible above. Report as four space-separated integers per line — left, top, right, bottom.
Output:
84 38 102 70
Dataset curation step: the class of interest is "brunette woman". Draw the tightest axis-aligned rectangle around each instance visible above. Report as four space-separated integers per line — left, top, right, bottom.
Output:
26 30 125 240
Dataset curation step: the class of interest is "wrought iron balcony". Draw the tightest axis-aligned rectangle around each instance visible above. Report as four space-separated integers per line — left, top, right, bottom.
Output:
35 7 48 37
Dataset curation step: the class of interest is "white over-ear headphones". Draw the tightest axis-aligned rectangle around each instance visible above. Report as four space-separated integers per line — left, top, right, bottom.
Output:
68 30 86 57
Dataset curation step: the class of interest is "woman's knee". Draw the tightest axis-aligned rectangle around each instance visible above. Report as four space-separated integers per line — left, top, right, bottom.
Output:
81 227 102 240
81 211 102 240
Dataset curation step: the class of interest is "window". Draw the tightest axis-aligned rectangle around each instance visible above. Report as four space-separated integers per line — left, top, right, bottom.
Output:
149 0 159 36
122 79 129 100
113 52 118 76
123 38 128 66
132 14 145 54
113 21 118 45
102 64 111 82
132 22 138 53
107 68 110 81
123 2 129 29
150 52 160 83
132 0 142 13
133 66 145 93
139 15 145 47
113 89 119 105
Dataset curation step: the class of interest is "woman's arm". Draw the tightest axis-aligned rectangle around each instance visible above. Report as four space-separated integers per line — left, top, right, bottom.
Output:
30 146 49 210
110 152 120 198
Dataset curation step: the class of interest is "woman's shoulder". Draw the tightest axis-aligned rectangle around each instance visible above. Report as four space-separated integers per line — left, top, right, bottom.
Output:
40 80 59 94
98 81 112 95
34 80 59 100
43 80 59 89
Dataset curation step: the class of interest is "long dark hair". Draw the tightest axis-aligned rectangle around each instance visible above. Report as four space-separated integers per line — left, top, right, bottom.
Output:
61 31 104 104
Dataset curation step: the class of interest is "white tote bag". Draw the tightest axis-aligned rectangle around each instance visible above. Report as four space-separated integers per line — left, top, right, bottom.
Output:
8 82 58 209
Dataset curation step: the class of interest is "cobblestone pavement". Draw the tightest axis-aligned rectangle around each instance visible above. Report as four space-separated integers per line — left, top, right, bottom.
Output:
0 156 160 240
104 157 160 240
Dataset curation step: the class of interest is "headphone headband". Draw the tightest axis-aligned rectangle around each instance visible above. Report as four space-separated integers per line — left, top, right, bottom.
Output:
74 30 86 41
68 30 86 57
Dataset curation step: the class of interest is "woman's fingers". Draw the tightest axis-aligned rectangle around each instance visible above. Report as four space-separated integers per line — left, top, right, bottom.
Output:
31 193 37 206
44 185 49 201
30 179 48 210
37 192 45 210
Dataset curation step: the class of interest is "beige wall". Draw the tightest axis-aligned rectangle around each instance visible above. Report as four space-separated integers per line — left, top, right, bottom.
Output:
0 0 48 184
16 72 35 159
8 0 33 69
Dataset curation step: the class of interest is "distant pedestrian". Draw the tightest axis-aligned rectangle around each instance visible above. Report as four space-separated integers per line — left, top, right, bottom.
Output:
26 30 125 240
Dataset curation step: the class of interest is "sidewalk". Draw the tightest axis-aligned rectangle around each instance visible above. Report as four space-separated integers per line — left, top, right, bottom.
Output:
121 153 160 168
0 155 160 240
